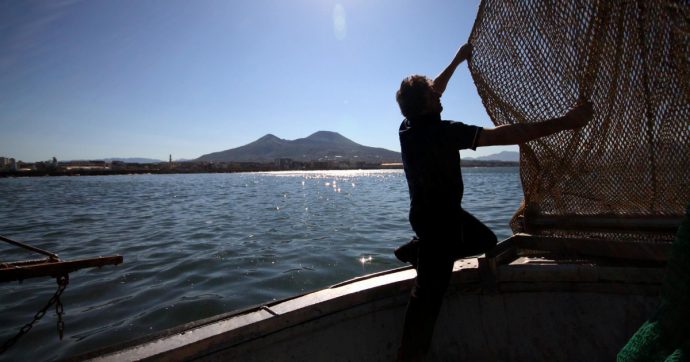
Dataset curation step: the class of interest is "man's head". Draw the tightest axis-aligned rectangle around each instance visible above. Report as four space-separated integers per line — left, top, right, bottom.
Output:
396 75 442 118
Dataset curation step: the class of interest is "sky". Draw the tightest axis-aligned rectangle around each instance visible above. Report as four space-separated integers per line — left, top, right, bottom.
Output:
0 0 517 162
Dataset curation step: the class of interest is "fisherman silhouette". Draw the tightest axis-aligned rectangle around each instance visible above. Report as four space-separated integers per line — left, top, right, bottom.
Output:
394 42 593 361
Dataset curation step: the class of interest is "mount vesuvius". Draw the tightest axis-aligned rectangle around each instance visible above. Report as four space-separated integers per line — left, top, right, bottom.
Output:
196 131 401 164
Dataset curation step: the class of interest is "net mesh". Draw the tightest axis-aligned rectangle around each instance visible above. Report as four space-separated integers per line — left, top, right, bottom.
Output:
468 0 690 242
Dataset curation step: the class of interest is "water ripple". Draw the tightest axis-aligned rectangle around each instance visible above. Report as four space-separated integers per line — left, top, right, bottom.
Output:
0 168 522 360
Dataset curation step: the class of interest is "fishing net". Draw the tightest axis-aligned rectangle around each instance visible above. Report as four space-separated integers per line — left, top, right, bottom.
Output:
468 0 690 241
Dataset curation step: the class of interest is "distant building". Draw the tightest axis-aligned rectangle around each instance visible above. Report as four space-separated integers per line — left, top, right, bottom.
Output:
275 158 294 169
16 161 34 171
310 161 332 170
0 157 17 171
61 160 109 170
34 157 59 171
111 161 126 170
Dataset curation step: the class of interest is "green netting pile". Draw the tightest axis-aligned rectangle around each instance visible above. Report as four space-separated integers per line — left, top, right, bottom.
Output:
468 0 690 241
617 203 690 361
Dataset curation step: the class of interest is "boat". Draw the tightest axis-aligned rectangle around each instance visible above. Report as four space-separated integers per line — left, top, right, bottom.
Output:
66 230 675 361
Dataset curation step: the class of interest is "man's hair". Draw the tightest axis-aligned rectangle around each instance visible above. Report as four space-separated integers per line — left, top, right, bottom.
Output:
396 75 433 118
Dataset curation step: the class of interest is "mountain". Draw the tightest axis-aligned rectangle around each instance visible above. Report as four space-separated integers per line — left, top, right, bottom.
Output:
196 131 401 164
464 151 519 162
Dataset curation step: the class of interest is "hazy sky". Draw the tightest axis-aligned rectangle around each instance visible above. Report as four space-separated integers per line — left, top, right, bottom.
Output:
1 0 517 162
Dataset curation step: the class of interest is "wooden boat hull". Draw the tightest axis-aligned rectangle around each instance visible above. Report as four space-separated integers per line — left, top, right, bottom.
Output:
74 244 664 361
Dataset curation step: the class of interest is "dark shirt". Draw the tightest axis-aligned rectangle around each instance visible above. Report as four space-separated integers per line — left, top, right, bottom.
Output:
399 113 482 235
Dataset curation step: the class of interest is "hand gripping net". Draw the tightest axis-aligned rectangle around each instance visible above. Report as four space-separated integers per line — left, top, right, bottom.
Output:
468 0 690 241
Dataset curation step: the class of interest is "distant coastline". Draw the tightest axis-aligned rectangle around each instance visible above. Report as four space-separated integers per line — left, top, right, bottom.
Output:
1 131 519 178
0 160 518 178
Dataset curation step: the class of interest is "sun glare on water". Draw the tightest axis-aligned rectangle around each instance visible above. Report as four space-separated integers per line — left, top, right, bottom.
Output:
262 169 400 178
359 256 373 264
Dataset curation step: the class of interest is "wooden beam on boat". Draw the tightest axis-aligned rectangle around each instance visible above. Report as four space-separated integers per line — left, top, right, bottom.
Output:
479 236 519 287
523 214 682 234
484 237 519 265
0 255 123 282
511 233 670 262
0 234 60 260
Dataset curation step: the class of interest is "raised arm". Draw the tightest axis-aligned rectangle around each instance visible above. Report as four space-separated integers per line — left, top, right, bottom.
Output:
476 102 593 147
432 43 473 95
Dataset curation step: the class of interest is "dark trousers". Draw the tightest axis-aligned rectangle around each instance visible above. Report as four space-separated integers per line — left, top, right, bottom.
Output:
397 209 496 361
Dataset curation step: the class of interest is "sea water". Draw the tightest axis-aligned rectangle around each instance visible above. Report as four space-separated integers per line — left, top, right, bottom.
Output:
0 168 521 361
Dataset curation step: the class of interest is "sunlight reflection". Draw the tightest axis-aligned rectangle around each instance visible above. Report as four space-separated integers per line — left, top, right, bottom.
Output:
359 255 373 264
262 169 401 178
333 4 347 40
